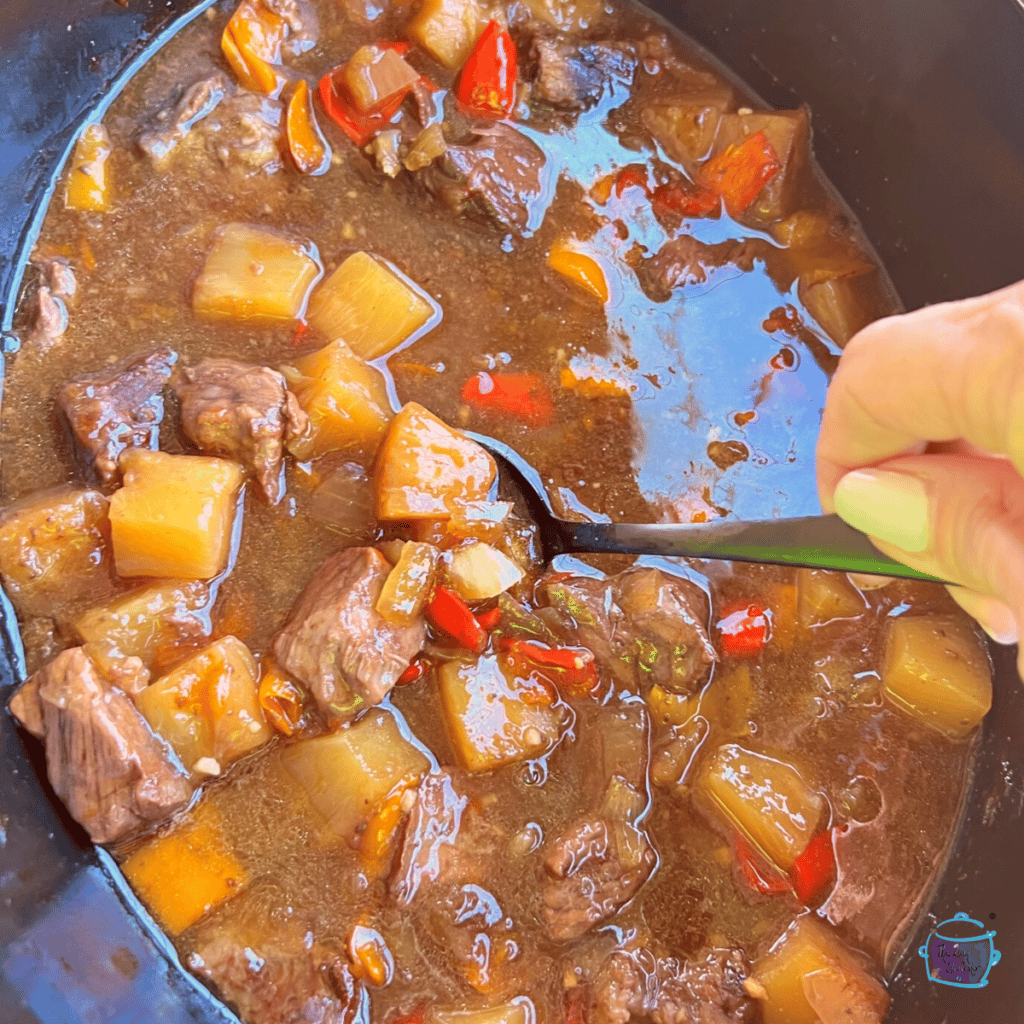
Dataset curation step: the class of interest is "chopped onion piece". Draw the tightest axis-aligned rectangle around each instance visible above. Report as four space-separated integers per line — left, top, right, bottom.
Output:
309 463 376 539
446 541 523 601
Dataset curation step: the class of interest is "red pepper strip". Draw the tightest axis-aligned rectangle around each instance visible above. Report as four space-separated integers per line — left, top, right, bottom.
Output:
501 639 599 697
650 180 719 219
426 586 487 653
699 130 781 216
455 19 517 119
461 371 554 428
614 164 651 198
734 834 791 896
475 606 502 631
565 984 589 1024
292 321 310 346
717 602 769 658
396 657 430 686
317 42 417 148
788 826 838 903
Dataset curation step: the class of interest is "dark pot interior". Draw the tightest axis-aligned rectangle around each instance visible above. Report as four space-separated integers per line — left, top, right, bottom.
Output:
1 2 1023 1021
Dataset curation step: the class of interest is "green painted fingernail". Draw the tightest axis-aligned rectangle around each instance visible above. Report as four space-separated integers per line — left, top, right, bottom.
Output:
834 469 931 553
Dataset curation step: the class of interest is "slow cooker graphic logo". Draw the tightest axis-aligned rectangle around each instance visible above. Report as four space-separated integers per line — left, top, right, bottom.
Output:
918 912 1001 987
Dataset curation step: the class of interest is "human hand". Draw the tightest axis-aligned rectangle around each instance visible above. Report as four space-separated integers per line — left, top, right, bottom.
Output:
816 279 1024 673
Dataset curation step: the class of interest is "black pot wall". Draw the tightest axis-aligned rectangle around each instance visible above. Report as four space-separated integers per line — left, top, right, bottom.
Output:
1 2 1022 1022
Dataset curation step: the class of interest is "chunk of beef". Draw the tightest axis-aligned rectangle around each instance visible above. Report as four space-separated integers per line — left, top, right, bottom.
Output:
635 236 763 303
9 647 191 844
273 547 426 721
391 770 501 905
138 73 233 166
174 358 310 504
531 37 638 109
542 811 655 940
190 915 365 1024
544 567 715 694
58 346 177 486
23 257 77 352
591 946 754 1024
542 704 654 941
201 93 286 174
423 124 547 235
263 0 319 56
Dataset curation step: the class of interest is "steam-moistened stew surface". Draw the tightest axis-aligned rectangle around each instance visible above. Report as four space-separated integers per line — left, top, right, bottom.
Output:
1 1 993 1022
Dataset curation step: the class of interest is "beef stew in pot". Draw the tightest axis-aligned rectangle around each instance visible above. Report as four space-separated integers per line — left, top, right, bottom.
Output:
2 1 992 1022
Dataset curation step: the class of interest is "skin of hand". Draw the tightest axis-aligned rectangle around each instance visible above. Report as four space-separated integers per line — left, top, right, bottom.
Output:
816 278 1024 676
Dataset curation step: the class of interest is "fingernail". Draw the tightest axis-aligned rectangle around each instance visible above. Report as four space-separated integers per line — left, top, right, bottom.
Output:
833 469 931 553
947 588 1020 646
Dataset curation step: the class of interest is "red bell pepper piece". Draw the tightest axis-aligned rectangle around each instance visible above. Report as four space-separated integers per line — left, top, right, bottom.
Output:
700 130 780 216
500 639 599 697
734 834 791 896
426 586 487 653
396 657 430 686
317 42 420 148
564 985 589 1024
788 827 838 903
650 180 719 218
461 371 554 427
717 602 769 658
455 20 517 119
475 606 502 631
614 164 651 198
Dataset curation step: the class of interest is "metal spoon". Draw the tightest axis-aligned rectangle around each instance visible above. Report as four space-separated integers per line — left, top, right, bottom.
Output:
465 431 947 585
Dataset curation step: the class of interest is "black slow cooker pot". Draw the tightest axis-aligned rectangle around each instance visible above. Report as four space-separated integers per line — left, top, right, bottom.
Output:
0 2 1022 1021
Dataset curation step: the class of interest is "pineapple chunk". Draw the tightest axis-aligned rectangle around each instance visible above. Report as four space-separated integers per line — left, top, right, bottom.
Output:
122 801 246 936
193 223 321 325
438 655 566 773
376 402 496 520
282 339 393 460
136 636 272 773
278 707 430 842
306 252 438 360
696 743 823 871
431 1001 535 1024
881 614 992 739
0 487 110 616
752 917 889 1024
109 449 244 580
796 568 865 626
407 0 486 69
446 542 523 601
73 579 212 667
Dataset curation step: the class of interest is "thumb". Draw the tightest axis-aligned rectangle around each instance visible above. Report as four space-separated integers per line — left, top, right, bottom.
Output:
832 453 1024 668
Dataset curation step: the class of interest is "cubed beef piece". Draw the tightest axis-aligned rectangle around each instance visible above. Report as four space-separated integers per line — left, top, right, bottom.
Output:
174 358 310 504
542 812 655 941
531 36 638 109
138 73 233 166
423 123 548 235
189 916 364 1024
544 567 715 694
273 547 426 721
58 346 177 486
23 257 77 353
263 0 319 56
541 704 654 941
9 647 191 844
391 770 501 905
200 93 286 174
634 236 763 303
591 945 754 1024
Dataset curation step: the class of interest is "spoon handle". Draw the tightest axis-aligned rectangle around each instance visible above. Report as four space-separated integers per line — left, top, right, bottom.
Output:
561 514 948 584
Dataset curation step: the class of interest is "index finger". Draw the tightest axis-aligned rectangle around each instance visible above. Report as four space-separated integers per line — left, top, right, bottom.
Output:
815 279 1024 511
